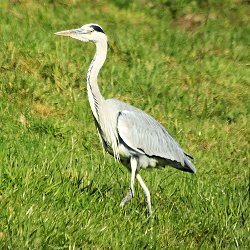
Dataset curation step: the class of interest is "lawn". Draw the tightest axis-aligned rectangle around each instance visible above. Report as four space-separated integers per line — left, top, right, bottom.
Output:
0 0 249 249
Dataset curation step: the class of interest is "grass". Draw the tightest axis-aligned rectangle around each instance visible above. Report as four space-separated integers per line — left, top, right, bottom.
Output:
0 0 249 248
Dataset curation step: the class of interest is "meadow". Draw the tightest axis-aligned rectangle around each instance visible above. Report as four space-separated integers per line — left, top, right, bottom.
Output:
0 0 249 249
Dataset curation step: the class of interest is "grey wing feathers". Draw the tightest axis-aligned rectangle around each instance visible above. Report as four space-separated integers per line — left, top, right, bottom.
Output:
117 109 196 173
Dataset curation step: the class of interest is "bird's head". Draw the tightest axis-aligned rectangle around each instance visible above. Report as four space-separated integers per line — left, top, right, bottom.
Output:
55 23 106 43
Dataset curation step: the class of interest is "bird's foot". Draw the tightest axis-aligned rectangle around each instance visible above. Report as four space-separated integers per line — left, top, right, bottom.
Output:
147 203 152 215
119 188 134 206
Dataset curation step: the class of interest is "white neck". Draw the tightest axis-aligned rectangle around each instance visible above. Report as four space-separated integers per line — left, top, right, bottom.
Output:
86 38 107 120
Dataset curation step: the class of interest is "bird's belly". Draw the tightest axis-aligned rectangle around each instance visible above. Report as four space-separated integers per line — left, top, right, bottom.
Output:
116 144 164 170
138 155 159 169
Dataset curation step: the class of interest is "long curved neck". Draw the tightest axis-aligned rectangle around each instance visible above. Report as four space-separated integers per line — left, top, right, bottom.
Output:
86 38 107 120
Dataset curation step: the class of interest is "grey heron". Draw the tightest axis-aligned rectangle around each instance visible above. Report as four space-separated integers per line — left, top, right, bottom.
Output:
55 24 196 214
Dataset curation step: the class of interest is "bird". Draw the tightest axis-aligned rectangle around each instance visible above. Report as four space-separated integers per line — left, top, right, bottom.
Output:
55 23 196 214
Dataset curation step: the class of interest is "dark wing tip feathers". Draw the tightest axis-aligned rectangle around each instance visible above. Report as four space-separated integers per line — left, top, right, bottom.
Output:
90 24 105 34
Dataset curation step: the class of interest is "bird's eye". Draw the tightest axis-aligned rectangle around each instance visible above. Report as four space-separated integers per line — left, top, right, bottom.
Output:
90 29 94 33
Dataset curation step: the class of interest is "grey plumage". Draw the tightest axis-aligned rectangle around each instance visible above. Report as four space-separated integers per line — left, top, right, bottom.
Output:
98 99 195 172
55 23 196 214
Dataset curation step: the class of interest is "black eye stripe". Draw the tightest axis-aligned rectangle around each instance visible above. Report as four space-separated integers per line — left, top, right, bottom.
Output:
90 25 105 34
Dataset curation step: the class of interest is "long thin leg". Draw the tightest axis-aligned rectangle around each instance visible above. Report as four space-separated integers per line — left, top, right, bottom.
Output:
119 157 137 207
136 174 152 214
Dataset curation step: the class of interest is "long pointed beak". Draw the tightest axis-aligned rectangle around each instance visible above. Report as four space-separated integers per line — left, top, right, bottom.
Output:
54 30 71 36
54 30 74 36
54 28 82 37
54 28 90 42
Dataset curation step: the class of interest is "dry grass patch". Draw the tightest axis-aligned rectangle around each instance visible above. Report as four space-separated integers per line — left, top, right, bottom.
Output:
31 102 64 117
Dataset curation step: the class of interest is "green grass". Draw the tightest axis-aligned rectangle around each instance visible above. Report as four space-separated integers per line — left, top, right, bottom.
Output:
0 0 249 248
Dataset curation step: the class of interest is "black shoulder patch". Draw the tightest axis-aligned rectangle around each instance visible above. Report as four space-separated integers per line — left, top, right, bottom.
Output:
90 25 105 34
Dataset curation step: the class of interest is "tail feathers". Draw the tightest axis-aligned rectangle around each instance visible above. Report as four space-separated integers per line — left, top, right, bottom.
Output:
184 157 196 174
165 157 196 174
184 151 194 160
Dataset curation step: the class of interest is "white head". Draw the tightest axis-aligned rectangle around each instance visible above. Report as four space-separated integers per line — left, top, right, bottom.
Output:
55 23 107 43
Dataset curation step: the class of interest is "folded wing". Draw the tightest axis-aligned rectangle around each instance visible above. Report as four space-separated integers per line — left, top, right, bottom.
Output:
116 110 196 173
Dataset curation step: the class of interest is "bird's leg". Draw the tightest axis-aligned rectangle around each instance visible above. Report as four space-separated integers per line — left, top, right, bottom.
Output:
119 157 137 207
136 174 152 214
129 157 137 197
